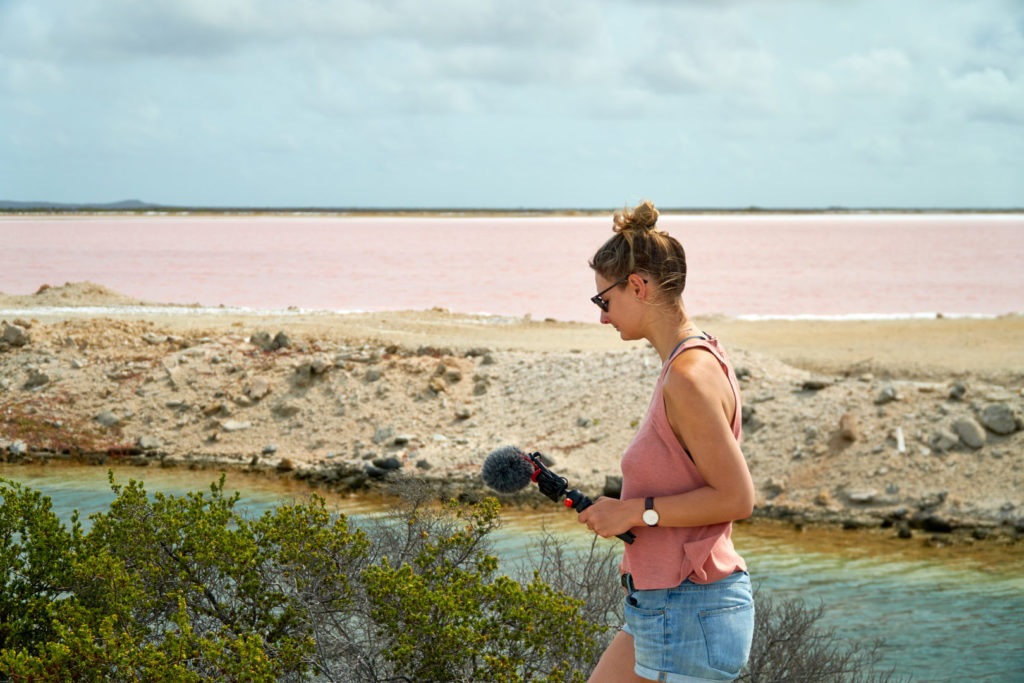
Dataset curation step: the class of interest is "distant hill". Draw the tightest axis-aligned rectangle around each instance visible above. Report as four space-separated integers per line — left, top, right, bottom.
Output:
0 199 159 211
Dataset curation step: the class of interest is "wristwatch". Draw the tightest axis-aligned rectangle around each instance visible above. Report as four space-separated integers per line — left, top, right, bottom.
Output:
642 497 660 527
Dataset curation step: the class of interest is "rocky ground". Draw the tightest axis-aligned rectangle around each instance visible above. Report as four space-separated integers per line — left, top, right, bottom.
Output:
2 284 1022 547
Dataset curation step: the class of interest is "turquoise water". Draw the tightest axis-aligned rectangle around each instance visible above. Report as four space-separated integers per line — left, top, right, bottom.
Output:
2 463 1022 682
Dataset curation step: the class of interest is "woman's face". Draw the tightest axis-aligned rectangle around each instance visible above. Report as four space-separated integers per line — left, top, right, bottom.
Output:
594 273 642 339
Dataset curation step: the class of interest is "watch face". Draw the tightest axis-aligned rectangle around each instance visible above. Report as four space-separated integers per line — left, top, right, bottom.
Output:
642 508 659 526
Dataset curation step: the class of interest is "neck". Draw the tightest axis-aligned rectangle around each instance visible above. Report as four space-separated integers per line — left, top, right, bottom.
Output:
645 307 697 363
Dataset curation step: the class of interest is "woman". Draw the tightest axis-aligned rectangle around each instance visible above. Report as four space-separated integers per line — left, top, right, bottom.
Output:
578 200 756 683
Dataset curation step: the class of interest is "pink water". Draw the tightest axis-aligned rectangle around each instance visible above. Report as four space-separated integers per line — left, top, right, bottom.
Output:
1 214 1022 321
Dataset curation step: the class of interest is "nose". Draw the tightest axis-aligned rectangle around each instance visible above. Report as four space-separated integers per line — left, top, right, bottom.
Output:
600 309 610 324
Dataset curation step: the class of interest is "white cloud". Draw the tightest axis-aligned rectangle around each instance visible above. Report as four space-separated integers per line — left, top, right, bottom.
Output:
803 48 913 97
1 0 1022 207
947 67 1024 124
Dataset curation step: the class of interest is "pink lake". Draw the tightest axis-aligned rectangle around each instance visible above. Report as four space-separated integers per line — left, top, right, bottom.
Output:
1 213 1022 321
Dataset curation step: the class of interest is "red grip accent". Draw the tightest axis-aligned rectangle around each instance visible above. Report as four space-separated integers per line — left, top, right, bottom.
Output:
564 499 573 508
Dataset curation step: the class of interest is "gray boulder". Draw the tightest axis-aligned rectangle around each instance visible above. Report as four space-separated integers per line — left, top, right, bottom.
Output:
951 419 985 449
979 403 1018 435
23 368 50 390
875 385 900 405
95 411 121 428
3 324 30 347
929 430 959 454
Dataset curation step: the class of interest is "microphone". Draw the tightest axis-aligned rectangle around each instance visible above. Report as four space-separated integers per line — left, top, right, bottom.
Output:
480 445 535 493
481 445 635 544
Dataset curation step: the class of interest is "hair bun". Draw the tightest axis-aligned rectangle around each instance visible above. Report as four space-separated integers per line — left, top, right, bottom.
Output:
613 199 659 234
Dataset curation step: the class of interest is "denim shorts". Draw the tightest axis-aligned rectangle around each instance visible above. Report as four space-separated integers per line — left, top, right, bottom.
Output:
622 571 754 683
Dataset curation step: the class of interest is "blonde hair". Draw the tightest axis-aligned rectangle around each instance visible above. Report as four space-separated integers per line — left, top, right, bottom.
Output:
589 200 687 300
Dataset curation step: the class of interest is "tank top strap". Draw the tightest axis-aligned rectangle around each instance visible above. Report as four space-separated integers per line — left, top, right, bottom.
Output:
660 331 712 379
660 331 743 438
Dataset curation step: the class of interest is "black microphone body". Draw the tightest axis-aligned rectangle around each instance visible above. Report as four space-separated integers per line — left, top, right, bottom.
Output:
481 446 636 545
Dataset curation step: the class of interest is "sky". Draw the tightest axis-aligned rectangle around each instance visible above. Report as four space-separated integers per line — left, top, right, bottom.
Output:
1 0 1022 209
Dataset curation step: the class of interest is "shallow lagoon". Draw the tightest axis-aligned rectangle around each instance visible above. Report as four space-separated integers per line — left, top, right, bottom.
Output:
2 462 1022 682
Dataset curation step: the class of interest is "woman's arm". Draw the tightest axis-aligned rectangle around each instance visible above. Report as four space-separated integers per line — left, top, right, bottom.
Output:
578 351 754 538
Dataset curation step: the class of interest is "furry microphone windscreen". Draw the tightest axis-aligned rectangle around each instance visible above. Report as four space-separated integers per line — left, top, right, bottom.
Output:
481 445 535 493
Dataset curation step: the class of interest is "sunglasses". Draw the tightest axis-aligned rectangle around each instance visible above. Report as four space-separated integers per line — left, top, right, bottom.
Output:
591 276 646 312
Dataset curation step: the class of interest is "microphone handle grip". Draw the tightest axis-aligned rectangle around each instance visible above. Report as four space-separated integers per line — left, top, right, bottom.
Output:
565 490 636 545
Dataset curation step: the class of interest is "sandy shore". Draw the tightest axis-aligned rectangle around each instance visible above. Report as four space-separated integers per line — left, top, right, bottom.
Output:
2 283 1022 545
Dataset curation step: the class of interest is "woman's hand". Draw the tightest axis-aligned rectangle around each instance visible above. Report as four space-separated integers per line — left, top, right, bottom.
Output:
577 497 640 538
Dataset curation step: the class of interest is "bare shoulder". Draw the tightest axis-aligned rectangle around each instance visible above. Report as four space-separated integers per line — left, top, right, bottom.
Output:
663 348 724 398
663 347 734 421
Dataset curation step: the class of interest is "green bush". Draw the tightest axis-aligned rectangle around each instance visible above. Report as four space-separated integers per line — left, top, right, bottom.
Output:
1 474 907 682
0 475 608 682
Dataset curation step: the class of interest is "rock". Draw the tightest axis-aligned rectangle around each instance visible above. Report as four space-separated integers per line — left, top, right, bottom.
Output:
481 353 496 365
416 459 433 470
801 378 830 391
839 413 859 441
372 456 403 471
928 430 959 453
272 331 291 349
917 491 948 510
762 478 785 499
948 382 967 401
202 401 227 417
137 435 161 451
603 475 623 499
8 440 27 456
979 403 1018 435
392 434 414 446
163 364 183 389
3 324 30 347
371 427 394 445
365 369 382 382
735 367 751 381
473 379 489 395
232 394 254 407
952 419 985 450
846 489 878 504
262 444 278 454
245 377 271 401
814 490 833 506
337 351 378 364
23 368 51 390
94 411 121 428
445 369 463 383
251 331 290 352
272 402 301 418
293 363 314 387
741 405 763 432
364 464 389 479
875 385 900 405
916 514 953 534
221 420 251 432
250 331 276 351
276 457 294 472
142 333 167 344
455 405 473 420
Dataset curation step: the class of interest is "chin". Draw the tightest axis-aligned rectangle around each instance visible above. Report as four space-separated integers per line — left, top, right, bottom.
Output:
617 328 640 341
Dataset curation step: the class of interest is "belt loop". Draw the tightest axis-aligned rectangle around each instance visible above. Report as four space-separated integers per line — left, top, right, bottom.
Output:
621 573 637 605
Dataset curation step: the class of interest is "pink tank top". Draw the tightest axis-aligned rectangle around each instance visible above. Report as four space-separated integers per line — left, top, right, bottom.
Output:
619 333 746 589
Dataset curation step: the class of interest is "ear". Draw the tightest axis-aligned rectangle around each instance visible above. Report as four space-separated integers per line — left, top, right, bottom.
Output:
628 274 647 301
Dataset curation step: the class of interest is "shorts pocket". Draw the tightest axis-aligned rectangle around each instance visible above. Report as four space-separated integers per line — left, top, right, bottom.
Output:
698 600 755 677
624 600 666 672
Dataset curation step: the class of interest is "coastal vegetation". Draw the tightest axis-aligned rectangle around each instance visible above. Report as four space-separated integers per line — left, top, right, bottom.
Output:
0 475 904 682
